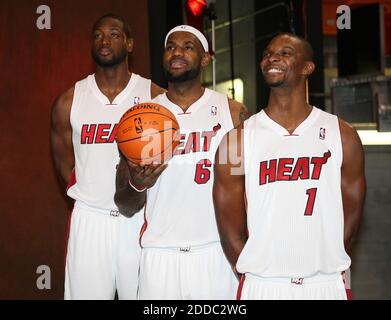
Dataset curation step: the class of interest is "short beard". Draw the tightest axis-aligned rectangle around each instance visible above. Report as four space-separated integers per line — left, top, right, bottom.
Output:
267 80 284 88
164 68 200 83
263 76 285 88
92 48 128 68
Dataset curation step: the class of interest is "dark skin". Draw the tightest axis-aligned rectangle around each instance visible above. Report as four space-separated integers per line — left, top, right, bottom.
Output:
114 31 250 217
213 123 247 279
213 34 366 275
51 17 165 187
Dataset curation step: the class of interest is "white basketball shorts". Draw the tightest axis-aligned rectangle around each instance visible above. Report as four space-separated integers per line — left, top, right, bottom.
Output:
138 242 238 300
64 202 143 300
237 272 348 300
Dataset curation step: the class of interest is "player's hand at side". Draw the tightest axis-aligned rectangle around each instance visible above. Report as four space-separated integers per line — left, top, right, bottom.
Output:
126 159 168 189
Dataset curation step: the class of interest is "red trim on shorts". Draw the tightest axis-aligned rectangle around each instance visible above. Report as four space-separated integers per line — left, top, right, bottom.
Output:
64 206 74 271
66 168 76 191
139 204 148 246
342 271 353 300
236 274 246 300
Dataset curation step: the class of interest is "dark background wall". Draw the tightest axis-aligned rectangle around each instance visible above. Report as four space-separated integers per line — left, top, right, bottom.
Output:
148 0 183 88
0 0 150 299
352 145 391 299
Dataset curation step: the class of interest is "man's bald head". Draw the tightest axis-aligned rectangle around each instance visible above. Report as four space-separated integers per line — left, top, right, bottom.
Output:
92 13 132 40
271 33 314 62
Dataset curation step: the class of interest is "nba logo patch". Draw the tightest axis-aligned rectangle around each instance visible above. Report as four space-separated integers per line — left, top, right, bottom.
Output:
319 128 326 140
211 106 217 116
134 117 143 133
133 97 141 105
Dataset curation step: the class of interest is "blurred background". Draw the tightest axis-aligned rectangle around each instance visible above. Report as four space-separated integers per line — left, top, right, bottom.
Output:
0 0 390 299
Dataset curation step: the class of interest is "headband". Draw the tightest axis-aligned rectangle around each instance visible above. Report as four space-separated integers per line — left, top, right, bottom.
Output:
164 25 209 52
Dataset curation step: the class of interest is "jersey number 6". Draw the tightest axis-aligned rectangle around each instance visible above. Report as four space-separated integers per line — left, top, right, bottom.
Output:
194 159 212 184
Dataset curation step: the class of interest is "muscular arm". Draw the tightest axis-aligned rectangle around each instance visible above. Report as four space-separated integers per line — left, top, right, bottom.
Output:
150 82 166 99
213 124 248 275
50 87 75 188
339 119 366 254
228 99 251 128
114 156 168 217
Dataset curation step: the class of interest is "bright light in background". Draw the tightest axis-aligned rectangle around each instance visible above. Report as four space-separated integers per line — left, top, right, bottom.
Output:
211 78 244 103
187 0 207 16
357 130 391 145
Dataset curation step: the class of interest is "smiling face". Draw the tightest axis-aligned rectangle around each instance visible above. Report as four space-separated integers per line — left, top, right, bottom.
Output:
163 31 210 83
260 34 314 88
91 17 133 68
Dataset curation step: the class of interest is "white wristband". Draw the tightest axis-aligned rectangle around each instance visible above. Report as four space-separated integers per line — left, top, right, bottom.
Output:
128 178 146 192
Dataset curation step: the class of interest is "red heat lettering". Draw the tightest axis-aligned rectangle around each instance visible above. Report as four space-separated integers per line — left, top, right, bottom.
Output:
259 151 332 185
81 124 96 144
276 158 294 181
108 124 118 143
259 159 277 185
311 151 331 179
95 124 111 143
174 134 186 155
291 157 310 180
184 132 200 154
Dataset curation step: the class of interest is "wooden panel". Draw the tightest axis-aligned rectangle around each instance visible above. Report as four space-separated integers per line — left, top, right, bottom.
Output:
0 0 150 299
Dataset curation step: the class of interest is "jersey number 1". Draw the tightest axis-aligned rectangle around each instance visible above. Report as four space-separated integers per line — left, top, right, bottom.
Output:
304 188 318 216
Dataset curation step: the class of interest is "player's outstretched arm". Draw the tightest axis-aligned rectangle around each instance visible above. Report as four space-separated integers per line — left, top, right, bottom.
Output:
339 119 366 254
213 124 248 276
50 87 75 188
115 156 167 217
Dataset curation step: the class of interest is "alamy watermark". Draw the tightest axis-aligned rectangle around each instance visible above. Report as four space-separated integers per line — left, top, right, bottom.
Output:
36 265 51 290
36 5 51 30
336 5 351 30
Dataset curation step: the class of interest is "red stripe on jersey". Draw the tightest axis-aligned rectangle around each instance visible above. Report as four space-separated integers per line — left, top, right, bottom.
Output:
66 168 76 191
236 274 246 300
64 206 74 272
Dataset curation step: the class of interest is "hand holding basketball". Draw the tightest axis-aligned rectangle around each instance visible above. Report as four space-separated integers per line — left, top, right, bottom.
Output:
126 159 168 190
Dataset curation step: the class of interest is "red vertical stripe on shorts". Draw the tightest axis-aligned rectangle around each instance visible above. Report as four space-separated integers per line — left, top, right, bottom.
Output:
342 271 353 300
236 274 246 300
346 289 353 300
139 205 148 246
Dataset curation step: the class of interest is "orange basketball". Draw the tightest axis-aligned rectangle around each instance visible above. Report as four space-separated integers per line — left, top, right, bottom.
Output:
116 102 180 165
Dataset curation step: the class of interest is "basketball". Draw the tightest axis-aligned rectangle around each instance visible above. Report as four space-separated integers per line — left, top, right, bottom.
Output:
116 102 180 165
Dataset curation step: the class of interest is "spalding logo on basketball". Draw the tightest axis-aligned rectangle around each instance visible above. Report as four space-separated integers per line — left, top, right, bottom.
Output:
116 102 180 165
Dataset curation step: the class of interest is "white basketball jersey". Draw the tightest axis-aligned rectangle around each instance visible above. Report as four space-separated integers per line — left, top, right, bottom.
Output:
141 89 234 248
237 107 351 278
68 73 151 210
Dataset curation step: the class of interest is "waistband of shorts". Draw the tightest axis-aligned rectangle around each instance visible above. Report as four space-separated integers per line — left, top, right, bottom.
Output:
143 241 221 253
245 272 342 285
74 201 120 217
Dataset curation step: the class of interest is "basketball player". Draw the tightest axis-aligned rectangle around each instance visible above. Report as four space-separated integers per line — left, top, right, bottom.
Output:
213 33 366 300
115 25 250 299
50 14 165 300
